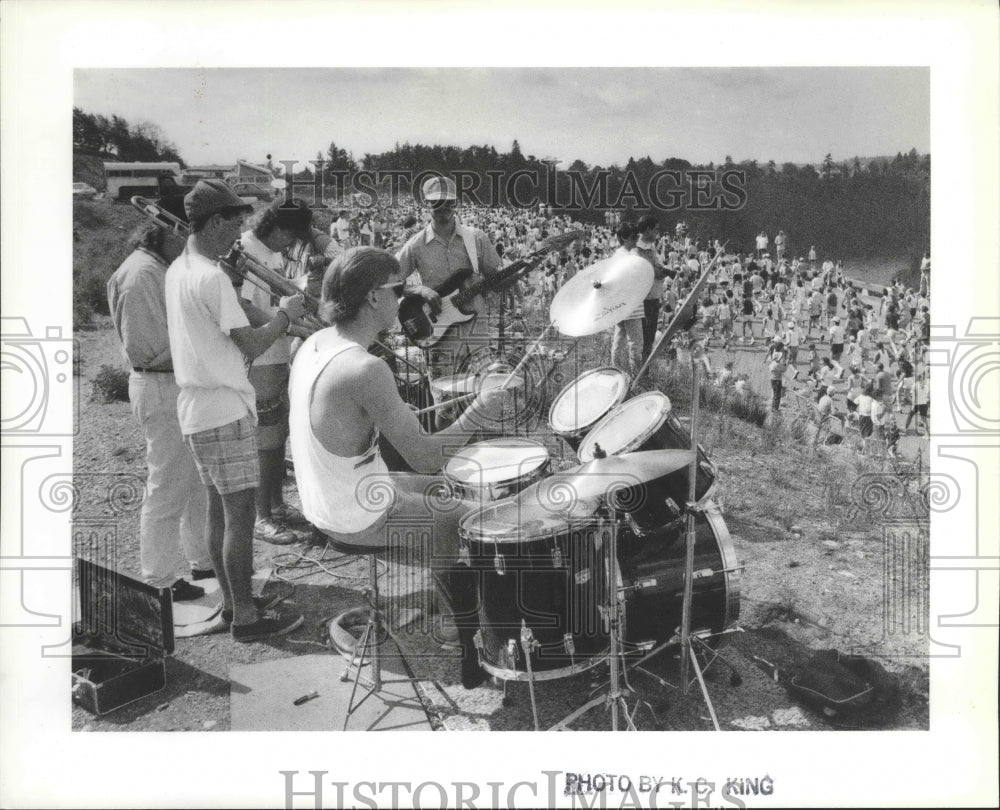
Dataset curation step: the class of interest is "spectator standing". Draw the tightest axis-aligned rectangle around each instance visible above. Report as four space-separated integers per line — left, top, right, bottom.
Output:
106 198 213 600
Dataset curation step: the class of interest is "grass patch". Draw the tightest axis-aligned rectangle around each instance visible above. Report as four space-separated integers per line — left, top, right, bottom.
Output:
90 364 130 404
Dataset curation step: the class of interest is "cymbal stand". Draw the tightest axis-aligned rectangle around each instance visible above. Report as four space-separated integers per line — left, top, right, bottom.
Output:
677 349 723 729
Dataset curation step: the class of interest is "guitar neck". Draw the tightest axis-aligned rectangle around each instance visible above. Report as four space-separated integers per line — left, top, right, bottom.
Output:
450 244 554 306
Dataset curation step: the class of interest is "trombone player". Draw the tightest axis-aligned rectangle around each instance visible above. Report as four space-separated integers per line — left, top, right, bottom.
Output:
165 180 308 642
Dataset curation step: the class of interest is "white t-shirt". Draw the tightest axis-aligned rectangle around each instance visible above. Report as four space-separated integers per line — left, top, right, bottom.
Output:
240 231 290 365
166 249 255 435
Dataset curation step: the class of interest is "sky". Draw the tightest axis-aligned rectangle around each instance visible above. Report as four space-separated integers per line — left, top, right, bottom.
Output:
74 67 929 171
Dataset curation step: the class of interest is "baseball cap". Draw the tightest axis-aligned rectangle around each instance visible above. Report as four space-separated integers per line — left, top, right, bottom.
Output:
422 176 457 202
184 179 252 221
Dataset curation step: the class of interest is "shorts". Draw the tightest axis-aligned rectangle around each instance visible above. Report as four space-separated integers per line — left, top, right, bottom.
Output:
185 415 260 495
915 403 928 417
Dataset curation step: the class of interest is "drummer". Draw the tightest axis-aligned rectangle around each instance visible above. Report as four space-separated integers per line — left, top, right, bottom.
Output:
288 246 509 689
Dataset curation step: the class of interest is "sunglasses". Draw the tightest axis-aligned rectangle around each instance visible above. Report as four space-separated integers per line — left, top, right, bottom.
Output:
428 199 457 210
376 281 406 299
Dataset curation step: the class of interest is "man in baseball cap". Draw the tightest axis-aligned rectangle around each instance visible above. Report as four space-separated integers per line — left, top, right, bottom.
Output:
183 178 253 225
165 179 308 642
396 174 501 426
421 175 458 202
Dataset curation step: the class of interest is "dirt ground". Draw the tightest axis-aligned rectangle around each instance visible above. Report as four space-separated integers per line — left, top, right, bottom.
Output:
70 313 929 733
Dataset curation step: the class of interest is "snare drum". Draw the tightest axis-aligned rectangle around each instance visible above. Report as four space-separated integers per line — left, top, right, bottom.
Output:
460 496 610 681
444 438 550 502
578 392 718 534
619 501 740 649
548 367 630 451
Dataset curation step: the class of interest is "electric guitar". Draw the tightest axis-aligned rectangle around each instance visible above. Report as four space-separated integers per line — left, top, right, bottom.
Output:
397 230 584 348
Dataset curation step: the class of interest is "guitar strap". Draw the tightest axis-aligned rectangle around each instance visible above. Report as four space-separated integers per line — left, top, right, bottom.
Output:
455 224 480 275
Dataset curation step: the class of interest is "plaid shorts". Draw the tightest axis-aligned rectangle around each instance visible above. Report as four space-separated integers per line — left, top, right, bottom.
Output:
185 414 260 494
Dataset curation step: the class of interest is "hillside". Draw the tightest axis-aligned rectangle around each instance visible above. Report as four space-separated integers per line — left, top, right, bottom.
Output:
73 152 108 191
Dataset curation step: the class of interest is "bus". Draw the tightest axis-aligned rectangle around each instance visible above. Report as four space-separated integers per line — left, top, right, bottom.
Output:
103 162 183 201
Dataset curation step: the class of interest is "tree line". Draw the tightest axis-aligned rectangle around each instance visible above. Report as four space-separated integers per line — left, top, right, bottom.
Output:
73 107 184 165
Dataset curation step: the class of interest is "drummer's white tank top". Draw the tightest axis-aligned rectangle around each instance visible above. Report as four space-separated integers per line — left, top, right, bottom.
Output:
288 337 391 534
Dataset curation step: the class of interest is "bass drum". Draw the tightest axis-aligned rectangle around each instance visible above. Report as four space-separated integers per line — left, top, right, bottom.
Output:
619 501 740 650
460 496 610 681
548 367 630 452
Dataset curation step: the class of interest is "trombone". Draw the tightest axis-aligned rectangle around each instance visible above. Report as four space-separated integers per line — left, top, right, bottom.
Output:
130 196 428 378
131 196 327 337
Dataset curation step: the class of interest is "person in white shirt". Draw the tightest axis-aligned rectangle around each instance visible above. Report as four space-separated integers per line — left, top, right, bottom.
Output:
166 180 307 642
107 196 212 600
332 210 352 245
829 316 846 361
609 222 645 376
288 247 508 687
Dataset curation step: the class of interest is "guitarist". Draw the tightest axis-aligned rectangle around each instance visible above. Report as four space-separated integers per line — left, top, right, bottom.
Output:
396 176 501 425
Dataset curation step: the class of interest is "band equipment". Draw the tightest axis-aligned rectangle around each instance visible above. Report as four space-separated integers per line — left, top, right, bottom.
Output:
460 496 611 681
443 438 550 502
397 230 585 348
549 253 654 337
548 367 630 452
577 392 718 536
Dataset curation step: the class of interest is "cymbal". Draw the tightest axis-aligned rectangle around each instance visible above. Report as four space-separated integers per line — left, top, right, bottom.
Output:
515 448 696 505
431 371 525 396
550 254 654 337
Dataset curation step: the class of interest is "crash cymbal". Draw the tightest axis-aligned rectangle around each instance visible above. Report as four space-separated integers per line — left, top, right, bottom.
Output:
515 448 696 504
550 254 654 337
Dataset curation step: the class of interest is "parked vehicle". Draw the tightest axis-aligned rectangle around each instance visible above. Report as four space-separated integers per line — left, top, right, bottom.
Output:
229 182 273 201
72 182 98 199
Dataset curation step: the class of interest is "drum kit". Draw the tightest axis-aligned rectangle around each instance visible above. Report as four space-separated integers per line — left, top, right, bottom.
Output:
423 251 743 730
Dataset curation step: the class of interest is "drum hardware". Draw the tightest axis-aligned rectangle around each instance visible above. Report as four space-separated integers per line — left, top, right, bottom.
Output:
549 513 645 732
520 623 541 731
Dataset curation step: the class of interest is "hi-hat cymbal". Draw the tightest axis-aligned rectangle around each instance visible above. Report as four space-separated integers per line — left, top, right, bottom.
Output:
431 371 525 396
550 254 654 337
515 448 696 505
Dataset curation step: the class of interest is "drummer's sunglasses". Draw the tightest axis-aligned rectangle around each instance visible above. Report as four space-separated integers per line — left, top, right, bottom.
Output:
377 281 406 299
428 199 457 210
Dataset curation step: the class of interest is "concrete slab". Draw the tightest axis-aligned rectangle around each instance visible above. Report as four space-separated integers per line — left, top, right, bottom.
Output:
230 653 433 731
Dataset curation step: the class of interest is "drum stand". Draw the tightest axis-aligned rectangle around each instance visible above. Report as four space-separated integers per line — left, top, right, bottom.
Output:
548 516 656 731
